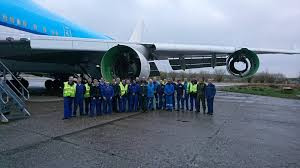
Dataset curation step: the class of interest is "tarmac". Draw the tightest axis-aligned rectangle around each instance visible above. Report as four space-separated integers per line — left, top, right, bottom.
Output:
0 80 300 168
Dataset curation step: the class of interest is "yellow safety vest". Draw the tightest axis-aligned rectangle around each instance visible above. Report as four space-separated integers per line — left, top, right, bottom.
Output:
187 82 192 93
63 82 76 97
84 83 90 98
125 84 128 94
190 84 197 93
119 83 126 96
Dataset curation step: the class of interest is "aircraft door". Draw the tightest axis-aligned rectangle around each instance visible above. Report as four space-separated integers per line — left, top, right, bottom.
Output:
64 26 72 37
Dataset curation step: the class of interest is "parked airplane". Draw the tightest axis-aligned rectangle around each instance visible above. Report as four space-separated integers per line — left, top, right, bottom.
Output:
0 0 299 89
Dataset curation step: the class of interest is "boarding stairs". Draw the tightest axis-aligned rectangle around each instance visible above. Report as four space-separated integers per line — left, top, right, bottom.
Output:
0 60 30 123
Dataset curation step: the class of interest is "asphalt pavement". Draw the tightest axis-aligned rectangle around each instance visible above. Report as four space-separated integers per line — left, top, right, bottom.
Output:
1 91 300 168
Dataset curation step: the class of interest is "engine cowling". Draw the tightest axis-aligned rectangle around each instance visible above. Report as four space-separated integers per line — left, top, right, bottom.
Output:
101 45 150 81
226 48 260 78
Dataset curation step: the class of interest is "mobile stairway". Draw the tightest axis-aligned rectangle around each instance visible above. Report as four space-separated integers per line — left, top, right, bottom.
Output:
0 60 30 123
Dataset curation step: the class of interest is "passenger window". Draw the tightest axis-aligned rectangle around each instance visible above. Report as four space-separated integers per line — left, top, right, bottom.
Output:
17 19 21 25
55 31 58 36
23 21 27 27
10 16 14 23
2 15 8 22
33 24 37 30
43 27 47 33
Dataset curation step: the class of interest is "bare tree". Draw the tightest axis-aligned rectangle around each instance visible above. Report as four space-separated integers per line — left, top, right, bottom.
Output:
213 69 226 82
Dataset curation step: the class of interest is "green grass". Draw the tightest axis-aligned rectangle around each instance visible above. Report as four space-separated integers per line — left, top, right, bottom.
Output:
222 86 300 100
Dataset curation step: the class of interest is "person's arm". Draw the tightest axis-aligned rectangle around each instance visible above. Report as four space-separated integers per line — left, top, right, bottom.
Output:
213 86 216 97
111 88 114 99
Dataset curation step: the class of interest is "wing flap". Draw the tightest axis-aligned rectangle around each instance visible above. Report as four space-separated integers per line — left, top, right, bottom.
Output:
169 56 227 70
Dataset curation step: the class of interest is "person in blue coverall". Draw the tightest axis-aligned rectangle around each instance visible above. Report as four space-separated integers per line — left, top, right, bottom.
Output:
129 80 140 112
205 80 216 115
171 80 176 110
147 79 155 111
90 79 101 117
103 81 114 115
164 79 175 111
73 77 85 116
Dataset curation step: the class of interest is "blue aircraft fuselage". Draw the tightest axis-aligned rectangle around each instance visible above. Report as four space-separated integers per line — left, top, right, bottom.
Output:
0 0 113 40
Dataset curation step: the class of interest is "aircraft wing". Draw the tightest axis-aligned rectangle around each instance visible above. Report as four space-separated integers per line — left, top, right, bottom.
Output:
146 43 300 59
0 33 299 79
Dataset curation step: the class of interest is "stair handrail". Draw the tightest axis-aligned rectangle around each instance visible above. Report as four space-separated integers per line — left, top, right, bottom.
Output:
0 86 10 104
0 61 30 101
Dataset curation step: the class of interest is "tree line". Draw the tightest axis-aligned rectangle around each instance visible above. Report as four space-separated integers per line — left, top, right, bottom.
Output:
158 70 298 84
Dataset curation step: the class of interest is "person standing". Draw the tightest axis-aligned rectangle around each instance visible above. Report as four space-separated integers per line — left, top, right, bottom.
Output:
153 77 159 110
164 79 175 111
98 79 105 115
111 79 117 112
183 78 190 111
196 79 207 114
73 77 85 116
63 76 76 120
147 79 155 111
140 79 148 112
129 80 139 112
90 79 101 117
157 80 165 110
84 78 92 116
176 80 185 111
189 79 198 112
171 80 176 110
125 80 130 112
103 81 114 115
115 78 121 113
205 80 216 115
119 80 127 112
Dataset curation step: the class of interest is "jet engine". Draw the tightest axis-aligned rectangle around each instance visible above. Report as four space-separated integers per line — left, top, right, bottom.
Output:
226 48 260 78
101 45 150 81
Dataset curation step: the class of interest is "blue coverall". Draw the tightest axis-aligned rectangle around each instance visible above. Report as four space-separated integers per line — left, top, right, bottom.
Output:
153 81 159 109
129 83 140 112
171 82 176 109
205 83 216 114
164 83 175 111
103 84 114 114
147 83 155 110
73 83 85 116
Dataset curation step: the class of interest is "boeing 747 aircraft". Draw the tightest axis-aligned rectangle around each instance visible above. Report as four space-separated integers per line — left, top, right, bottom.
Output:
0 0 299 89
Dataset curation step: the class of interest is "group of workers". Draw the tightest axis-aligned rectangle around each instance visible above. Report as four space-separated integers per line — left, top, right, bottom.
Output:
62 76 216 120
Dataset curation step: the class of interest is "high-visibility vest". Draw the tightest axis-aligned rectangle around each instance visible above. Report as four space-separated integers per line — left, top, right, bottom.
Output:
63 82 76 97
187 82 192 93
84 84 90 98
119 83 126 96
125 84 129 94
190 84 197 93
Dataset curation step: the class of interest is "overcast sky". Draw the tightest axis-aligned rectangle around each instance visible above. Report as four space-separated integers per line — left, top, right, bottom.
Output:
3 0 300 77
